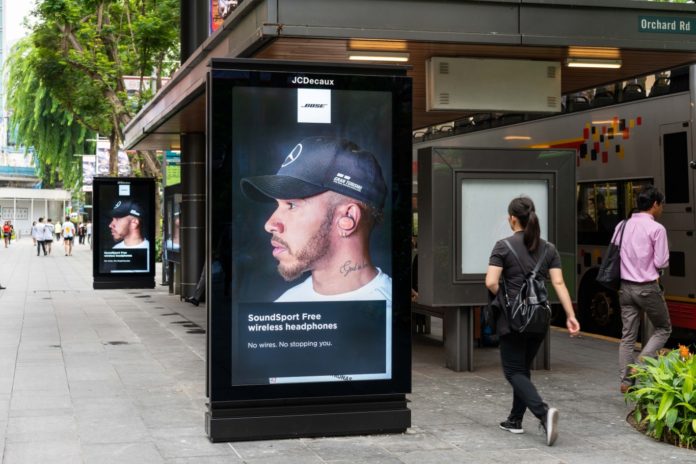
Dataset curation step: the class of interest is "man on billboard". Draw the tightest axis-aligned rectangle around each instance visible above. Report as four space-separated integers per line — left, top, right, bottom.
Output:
241 136 391 303
107 200 149 249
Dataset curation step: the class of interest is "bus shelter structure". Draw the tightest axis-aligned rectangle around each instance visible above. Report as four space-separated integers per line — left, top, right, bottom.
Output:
123 0 696 366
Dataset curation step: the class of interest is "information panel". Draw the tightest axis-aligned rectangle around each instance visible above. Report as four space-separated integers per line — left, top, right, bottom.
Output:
208 60 412 403
92 177 156 288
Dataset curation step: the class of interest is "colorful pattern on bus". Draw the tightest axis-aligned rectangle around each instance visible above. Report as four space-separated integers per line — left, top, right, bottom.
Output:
530 116 644 166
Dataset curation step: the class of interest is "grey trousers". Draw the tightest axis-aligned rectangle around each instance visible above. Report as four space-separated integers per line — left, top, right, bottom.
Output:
619 281 672 385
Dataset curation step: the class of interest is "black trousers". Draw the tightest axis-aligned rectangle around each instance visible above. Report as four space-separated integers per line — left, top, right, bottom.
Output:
37 240 46 256
499 331 548 422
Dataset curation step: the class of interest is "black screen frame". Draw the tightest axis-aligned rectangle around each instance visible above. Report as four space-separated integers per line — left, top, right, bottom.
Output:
207 59 412 404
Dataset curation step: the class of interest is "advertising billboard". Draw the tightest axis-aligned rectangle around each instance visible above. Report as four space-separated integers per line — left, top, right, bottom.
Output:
82 155 96 192
163 185 182 263
208 60 412 407
92 177 156 288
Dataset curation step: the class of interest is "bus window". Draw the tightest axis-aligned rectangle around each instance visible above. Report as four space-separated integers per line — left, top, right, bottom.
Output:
662 131 690 204
578 179 652 246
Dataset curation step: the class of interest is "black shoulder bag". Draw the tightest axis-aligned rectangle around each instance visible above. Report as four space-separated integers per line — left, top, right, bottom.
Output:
596 220 627 291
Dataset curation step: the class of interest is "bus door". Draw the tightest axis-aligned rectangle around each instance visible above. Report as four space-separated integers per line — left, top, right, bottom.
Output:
659 122 696 300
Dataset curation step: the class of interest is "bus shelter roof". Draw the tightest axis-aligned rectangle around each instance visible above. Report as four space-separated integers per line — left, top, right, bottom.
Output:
123 0 696 151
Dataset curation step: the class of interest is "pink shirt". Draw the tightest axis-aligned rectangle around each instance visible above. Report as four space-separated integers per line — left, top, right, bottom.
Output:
611 212 669 283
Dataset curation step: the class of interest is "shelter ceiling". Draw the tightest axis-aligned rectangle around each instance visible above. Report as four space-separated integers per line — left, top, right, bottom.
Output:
254 38 696 130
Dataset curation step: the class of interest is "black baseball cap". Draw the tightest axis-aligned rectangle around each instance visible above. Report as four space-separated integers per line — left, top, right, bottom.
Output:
241 137 387 209
108 200 143 218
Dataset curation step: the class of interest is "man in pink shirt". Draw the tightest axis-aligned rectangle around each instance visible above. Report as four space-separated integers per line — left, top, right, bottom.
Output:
613 185 671 393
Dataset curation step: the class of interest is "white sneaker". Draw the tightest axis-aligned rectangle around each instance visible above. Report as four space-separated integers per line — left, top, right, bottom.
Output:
544 408 559 446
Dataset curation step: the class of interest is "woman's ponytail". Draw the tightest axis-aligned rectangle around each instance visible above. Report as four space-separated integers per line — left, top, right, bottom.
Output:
524 210 540 252
508 196 541 252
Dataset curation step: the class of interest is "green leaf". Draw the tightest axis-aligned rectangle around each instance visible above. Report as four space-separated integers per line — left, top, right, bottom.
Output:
658 392 674 420
666 408 678 429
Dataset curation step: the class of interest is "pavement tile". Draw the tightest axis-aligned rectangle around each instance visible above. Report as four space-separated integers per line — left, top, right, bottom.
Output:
76 417 151 444
153 433 235 459
82 442 165 464
165 456 243 464
3 440 81 464
5 414 78 443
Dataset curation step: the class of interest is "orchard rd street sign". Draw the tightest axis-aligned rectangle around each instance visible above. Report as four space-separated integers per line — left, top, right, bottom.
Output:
639 16 696 34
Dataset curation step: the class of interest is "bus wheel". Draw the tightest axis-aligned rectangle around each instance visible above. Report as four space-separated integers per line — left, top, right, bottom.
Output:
578 269 622 338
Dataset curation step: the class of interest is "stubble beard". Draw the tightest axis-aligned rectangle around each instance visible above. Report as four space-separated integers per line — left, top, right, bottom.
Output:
276 210 334 282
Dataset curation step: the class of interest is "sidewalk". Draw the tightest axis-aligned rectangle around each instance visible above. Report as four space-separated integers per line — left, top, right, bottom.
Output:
0 237 691 463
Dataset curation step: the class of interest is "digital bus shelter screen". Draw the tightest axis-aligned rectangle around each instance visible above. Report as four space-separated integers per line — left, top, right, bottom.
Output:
460 179 548 274
229 84 393 386
97 181 152 274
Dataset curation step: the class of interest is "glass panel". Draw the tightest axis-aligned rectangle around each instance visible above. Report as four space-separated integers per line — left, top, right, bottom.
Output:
578 179 653 245
460 179 548 274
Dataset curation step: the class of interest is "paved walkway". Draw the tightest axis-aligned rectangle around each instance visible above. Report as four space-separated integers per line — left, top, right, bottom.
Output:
0 237 692 463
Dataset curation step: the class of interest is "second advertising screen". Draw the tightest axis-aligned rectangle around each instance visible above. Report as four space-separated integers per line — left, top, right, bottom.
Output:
97 180 153 274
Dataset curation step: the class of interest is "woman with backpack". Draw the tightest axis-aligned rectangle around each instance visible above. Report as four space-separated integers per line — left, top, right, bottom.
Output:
485 196 580 447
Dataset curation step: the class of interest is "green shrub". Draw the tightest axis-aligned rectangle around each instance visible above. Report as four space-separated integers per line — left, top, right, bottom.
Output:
625 345 696 448
155 235 163 262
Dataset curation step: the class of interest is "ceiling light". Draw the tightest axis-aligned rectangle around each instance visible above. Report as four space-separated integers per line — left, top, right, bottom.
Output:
504 136 531 141
567 47 620 59
348 51 409 62
566 58 622 69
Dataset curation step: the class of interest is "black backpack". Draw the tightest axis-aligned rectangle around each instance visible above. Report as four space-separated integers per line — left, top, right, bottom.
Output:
501 240 552 334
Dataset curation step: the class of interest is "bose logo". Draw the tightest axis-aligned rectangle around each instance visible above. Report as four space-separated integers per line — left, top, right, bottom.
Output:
302 103 327 108
291 76 335 86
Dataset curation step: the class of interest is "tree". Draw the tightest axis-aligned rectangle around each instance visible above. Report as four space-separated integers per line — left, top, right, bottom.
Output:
6 0 180 183
5 38 93 188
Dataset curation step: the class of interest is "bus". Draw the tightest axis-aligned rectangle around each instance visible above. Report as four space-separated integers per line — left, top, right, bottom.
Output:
413 66 696 339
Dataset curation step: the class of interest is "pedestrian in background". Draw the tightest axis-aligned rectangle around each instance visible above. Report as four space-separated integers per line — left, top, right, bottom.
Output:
33 218 47 256
62 217 76 256
43 218 55 255
616 185 671 393
78 222 86 245
485 196 580 446
54 220 62 242
3 221 11 248
86 221 93 249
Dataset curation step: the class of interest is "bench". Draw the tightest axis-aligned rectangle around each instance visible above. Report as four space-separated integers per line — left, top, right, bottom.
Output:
411 302 550 372
412 303 475 372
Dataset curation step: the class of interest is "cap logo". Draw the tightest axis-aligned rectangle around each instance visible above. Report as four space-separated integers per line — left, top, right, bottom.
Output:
114 201 122 208
333 172 363 193
281 143 303 167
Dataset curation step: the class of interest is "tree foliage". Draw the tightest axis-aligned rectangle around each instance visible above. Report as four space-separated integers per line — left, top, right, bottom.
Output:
5 38 92 188
5 0 180 186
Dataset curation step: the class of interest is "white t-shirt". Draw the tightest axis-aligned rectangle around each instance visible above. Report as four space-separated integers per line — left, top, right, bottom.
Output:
32 223 45 240
63 222 76 238
43 223 55 241
113 238 150 249
275 268 392 305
